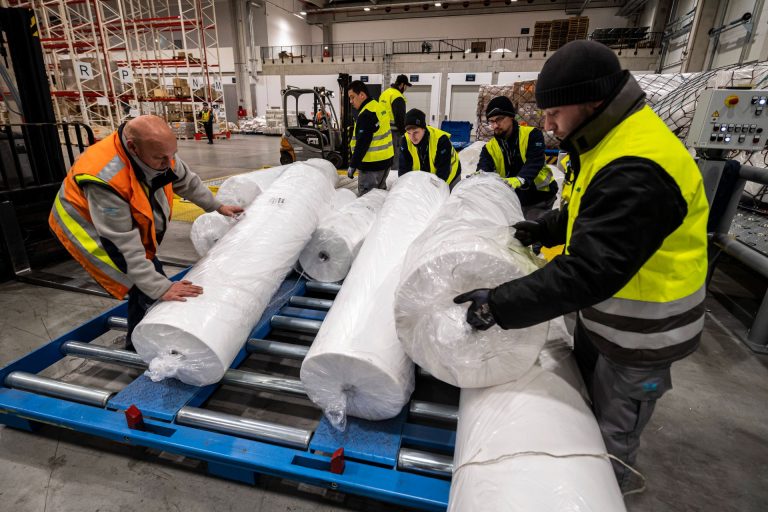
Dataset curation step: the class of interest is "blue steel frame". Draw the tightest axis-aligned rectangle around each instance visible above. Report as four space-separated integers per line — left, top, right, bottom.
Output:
0 271 454 511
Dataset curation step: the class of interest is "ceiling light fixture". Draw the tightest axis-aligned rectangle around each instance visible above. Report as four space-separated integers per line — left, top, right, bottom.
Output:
299 10 306 15
364 6 370 10
435 2 441 6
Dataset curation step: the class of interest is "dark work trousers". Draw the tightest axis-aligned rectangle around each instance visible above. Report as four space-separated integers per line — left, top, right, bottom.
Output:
203 121 214 143
358 168 390 196
126 258 167 350
391 130 402 171
573 318 672 490
521 194 557 221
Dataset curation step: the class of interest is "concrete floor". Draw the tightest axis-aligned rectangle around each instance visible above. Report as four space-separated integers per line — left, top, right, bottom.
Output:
1 135 768 511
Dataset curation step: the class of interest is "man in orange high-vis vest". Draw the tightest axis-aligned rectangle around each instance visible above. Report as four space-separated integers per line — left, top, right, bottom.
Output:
49 115 243 348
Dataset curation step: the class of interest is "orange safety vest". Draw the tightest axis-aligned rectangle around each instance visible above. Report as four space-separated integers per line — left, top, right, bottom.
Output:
48 131 174 299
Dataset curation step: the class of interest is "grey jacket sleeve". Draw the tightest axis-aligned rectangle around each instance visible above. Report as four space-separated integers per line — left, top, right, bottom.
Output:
84 185 173 299
172 158 222 212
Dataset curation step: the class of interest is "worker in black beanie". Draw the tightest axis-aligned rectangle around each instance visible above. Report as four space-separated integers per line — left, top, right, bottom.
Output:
399 108 461 188
477 95 557 219
455 40 709 491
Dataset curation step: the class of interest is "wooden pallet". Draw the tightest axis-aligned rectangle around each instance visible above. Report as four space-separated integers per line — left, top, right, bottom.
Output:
549 19 569 51
567 16 590 43
532 21 552 52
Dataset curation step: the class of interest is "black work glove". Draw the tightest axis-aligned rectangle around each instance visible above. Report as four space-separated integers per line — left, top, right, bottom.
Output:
347 167 356 179
512 220 543 247
453 288 496 331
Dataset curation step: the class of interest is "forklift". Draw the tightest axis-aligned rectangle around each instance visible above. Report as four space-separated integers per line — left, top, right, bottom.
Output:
279 74 353 169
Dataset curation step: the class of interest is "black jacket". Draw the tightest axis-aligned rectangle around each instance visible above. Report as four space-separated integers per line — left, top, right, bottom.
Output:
391 96 406 133
488 74 692 366
349 98 393 172
398 129 461 187
478 122 556 206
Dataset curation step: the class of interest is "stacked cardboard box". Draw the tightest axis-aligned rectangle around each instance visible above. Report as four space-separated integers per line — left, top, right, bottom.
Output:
170 121 195 139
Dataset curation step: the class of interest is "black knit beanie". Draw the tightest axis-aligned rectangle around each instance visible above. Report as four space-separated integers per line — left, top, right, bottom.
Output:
536 40 626 109
405 108 427 129
486 96 516 119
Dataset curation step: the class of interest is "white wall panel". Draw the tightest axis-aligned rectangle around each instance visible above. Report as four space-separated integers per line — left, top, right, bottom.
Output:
445 72 492 125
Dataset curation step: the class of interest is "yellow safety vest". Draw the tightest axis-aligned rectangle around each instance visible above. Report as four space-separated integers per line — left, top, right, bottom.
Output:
378 87 405 127
405 126 459 185
485 125 554 190
567 106 709 350
200 110 211 122
350 99 394 163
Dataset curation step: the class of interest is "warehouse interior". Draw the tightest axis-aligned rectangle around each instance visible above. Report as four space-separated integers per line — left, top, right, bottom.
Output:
1 0 767 511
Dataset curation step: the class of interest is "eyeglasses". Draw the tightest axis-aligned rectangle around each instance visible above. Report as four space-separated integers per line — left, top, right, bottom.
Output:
487 117 505 127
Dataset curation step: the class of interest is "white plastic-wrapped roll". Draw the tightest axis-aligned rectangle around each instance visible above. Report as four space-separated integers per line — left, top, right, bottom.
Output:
459 141 485 178
189 212 236 257
214 163 291 207
395 173 547 388
133 161 337 386
301 172 449 430
299 189 387 283
332 188 357 210
448 337 626 511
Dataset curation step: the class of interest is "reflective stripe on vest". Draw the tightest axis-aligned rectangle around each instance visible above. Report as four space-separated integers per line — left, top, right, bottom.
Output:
566 106 709 350
485 125 554 190
405 126 459 185
48 131 174 299
378 87 405 127
350 99 394 162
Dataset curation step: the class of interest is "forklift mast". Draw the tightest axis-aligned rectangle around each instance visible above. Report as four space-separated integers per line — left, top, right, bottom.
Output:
337 73 352 169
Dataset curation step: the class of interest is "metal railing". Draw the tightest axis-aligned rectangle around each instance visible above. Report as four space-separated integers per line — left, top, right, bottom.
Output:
260 42 386 64
393 37 534 57
589 30 665 55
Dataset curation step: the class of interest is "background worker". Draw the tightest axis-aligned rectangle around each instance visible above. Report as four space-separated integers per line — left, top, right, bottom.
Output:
399 108 460 189
49 115 243 349
379 74 412 170
454 40 709 490
197 102 216 144
346 80 394 195
478 96 557 219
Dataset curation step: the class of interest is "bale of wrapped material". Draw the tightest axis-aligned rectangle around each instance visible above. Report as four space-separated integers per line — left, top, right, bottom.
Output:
214 164 291 207
189 211 236 257
458 141 486 178
299 189 387 283
395 173 547 388
332 188 357 210
300 172 449 429
448 325 626 512
133 161 337 386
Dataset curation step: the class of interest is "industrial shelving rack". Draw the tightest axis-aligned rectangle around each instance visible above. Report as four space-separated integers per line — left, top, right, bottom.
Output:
8 0 225 135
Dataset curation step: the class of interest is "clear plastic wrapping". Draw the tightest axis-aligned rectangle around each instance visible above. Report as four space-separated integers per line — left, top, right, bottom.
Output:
214 163 291 207
395 173 548 388
189 211 237 257
458 141 485 178
300 172 449 430
448 327 625 512
299 189 387 283
332 188 357 210
132 161 338 386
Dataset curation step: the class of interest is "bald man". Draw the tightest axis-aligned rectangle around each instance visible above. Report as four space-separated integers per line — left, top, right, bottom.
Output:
50 115 243 348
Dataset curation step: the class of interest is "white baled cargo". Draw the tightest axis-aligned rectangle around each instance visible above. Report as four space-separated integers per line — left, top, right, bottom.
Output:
448 319 626 512
299 189 387 283
189 164 291 257
214 163 291 207
133 161 337 386
332 188 357 210
300 172 449 430
395 173 547 388
189 212 235 257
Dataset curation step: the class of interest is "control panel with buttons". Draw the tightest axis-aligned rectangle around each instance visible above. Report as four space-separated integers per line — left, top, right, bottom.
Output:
686 89 768 151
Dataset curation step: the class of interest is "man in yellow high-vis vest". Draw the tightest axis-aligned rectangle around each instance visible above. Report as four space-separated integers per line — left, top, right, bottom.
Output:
478 95 558 219
379 74 411 170
347 80 394 195
399 108 460 188
454 41 709 490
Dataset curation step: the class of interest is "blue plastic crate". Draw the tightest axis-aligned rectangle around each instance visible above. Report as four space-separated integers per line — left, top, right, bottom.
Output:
440 120 472 150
